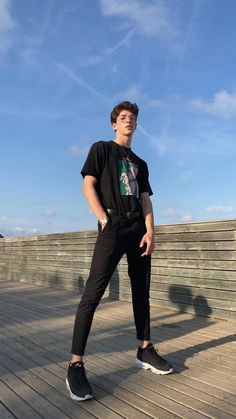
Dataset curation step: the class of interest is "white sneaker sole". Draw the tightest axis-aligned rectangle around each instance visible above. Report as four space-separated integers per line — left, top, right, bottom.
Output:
135 358 174 375
66 378 93 401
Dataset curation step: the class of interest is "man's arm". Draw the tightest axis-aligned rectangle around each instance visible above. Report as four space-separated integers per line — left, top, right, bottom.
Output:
83 175 108 227
140 192 155 256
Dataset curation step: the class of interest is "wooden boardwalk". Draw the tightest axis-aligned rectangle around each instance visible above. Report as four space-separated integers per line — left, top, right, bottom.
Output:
0 280 236 419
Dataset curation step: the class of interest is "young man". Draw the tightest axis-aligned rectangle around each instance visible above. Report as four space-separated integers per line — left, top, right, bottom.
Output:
66 101 173 401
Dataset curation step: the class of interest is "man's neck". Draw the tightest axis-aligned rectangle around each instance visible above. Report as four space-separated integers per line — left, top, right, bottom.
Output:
113 133 133 148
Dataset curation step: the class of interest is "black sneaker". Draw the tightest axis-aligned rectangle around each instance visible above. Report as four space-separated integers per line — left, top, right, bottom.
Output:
136 343 173 375
66 361 93 401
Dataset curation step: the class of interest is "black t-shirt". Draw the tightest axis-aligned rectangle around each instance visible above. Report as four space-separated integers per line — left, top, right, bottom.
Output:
81 140 153 213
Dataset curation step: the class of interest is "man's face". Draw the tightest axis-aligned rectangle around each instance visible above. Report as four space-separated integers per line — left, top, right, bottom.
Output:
112 110 137 136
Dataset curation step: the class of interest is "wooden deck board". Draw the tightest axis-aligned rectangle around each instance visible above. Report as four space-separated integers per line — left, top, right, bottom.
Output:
0 280 236 419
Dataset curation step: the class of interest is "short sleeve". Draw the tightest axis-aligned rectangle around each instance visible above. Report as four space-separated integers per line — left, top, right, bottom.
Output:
81 142 105 179
138 162 153 196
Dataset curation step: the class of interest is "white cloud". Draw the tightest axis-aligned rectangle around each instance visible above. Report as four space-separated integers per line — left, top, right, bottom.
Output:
148 99 166 108
0 0 14 52
43 209 57 218
99 0 179 45
159 208 178 217
205 205 233 214
115 83 146 102
6 227 39 236
181 214 193 222
68 145 89 158
159 208 193 222
190 90 236 119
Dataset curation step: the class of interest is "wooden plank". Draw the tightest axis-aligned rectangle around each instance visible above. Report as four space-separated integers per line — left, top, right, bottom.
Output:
155 220 236 233
0 401 18 419
120 287 236 305
156 241 236 251
151 258 236 270
10 248 235 262
156 230 235 242
5 257 236 273
154 250 236 260
0 380 42 419
149 266 236 280
114 276 236 291
150 298 236 319
112 280 236 299
0 364 68 419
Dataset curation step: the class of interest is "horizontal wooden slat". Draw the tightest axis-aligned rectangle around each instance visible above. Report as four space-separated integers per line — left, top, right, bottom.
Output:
155 219 236 233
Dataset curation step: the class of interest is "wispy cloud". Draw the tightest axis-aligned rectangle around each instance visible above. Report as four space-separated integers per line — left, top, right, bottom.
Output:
114 84 168 109
147 99 166 108
82 27 135 67
176 0 203 74
138 124 168 155
158 208 193 222
205 205 233 214
1 226 40 237
159 208 178 217
100 0 180 46
190 90 236 119
105 27 135 54
20 0 53 65
114 83 146 102
0 0 14 52
54 61 110 103
68 145 89 158
43 209 57 218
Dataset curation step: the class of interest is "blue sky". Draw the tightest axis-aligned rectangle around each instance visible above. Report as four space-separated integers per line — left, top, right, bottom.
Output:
1 0 236 237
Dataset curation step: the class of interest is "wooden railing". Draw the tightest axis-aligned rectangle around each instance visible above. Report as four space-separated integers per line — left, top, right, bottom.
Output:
0 219 235 320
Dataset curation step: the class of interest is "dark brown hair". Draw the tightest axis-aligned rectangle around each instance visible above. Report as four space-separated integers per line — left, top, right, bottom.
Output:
110 101 139 124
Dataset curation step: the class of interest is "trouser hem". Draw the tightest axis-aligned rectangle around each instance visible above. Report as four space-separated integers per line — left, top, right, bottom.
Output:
137 336 150 341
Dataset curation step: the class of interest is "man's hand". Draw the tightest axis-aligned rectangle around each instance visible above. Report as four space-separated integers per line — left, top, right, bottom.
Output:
101 220 108 231
139 232 155 257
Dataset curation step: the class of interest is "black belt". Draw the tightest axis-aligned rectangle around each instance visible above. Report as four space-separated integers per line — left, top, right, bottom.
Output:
107 208 142 219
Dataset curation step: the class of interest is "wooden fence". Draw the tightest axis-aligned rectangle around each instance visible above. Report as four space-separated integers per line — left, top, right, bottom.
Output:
0 219 235 320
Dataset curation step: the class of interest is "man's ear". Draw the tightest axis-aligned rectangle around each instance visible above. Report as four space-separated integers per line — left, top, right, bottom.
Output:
112 122 117 131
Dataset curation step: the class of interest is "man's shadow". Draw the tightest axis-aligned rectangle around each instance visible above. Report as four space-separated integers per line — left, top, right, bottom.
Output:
164 285 235 372
168 285 212 317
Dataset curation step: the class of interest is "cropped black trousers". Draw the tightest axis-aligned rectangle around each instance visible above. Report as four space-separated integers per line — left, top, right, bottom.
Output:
71 214 151 355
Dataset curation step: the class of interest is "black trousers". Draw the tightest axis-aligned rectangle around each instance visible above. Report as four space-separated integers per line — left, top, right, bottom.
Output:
71 214 151 355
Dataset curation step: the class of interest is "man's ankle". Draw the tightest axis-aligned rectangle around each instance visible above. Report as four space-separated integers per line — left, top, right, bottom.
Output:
71 354 83 364
139 340 151 349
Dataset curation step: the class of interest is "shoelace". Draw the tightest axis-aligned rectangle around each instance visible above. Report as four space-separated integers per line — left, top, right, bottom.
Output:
149 345 167 364
71 363 89 384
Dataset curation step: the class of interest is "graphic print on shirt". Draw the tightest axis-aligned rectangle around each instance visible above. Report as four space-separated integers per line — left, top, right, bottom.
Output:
119 158 139 198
